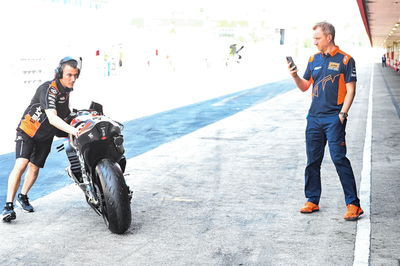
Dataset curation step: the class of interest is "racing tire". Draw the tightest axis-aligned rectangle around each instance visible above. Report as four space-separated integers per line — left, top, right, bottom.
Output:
95 159 132 234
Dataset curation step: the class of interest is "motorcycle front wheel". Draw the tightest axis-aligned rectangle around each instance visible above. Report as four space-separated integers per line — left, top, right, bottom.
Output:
95 158 132 234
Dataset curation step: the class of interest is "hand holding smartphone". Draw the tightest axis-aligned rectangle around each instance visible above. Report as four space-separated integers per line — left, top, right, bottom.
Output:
286 56 297 71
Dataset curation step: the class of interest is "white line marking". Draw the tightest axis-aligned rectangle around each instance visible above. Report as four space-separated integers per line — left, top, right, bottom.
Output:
353 65 373 266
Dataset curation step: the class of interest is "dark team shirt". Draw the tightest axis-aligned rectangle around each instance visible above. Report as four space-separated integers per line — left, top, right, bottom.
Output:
303 46 357 117
18 79 72 141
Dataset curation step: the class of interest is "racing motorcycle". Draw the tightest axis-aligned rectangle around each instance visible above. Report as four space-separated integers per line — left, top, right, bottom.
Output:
57 102 132 234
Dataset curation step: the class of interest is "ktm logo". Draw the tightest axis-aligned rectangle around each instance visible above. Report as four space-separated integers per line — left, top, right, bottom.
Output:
30 106 42 122
312 74 340 97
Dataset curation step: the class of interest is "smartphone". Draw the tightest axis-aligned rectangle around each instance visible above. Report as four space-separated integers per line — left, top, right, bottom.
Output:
286 56 297 70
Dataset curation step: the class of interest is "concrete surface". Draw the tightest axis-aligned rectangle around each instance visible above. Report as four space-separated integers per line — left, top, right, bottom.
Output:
0 63 399 266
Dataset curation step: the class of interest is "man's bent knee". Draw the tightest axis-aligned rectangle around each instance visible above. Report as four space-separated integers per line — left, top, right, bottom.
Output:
28 162 40 171
13 158 30 174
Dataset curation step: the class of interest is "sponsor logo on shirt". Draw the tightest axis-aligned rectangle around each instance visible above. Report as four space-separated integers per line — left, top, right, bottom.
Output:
328 62 340 71
49 87 58 96
30 106 42 123
351 67 357 78
58 95 68 103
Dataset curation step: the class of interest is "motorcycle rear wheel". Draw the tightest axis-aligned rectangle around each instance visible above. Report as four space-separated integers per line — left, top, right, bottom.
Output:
95 159 132 234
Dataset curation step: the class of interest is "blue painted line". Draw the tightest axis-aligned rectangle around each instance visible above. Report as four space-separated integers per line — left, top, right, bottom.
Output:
0 79 294 207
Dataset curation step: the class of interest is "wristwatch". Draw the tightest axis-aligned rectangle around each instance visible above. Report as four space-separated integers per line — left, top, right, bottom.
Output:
339 112 348 118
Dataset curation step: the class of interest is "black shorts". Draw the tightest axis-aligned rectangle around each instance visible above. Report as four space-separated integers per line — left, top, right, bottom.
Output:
15 130 53 168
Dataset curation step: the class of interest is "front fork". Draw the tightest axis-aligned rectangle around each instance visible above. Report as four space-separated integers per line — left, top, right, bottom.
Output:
76 151 99 207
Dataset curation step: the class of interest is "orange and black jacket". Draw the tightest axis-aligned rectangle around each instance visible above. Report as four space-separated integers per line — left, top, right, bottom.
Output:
18 79 72 141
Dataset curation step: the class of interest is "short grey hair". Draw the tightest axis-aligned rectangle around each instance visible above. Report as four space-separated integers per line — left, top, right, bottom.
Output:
313 22 335 42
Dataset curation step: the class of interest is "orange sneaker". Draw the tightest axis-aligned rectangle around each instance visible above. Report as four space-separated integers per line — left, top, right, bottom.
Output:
300 202 320 213
343 204 364 221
